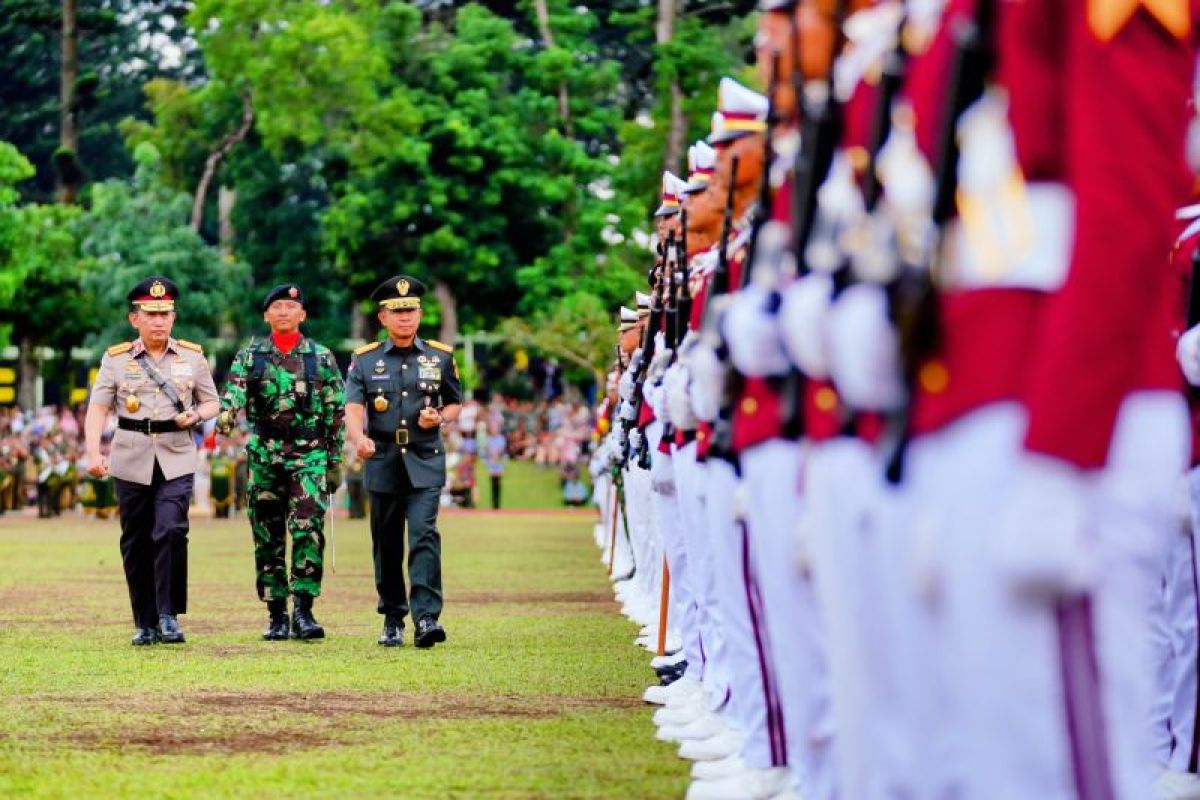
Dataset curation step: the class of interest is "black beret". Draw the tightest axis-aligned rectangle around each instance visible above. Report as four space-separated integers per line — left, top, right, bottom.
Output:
371 275 426 310
126 276 178 311
262 284 305 311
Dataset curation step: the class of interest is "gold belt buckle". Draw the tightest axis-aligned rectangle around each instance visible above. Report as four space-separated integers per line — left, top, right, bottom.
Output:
395 429 409 446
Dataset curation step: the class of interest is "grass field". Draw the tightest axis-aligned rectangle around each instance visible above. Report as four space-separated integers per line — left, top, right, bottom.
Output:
0 471 684 798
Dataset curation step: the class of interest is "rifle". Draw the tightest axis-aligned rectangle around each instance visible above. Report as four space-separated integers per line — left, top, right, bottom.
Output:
883 0 997 484
677 208 692 345
791 1 849 281
664 229 680 351
1189 245 1200 329
708 156 741 302
627 238 668 469
780 0 849 433
741 50 783 290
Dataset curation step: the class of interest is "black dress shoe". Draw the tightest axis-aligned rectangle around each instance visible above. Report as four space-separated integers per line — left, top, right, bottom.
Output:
131 627 158 646
414 616 446 649
291 593 325 640
263 598 289 641
378 616 404 647
158 614 185 644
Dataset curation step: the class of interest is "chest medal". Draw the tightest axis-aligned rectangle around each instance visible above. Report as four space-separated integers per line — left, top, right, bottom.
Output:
373 390 390 413
125 394 141 413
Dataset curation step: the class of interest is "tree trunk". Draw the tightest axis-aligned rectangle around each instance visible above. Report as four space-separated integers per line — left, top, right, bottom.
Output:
350 300 368 341
17 335 36 411
217 185 237 260
433 279 458 346
192 94 255 233
56 0 80 205
657 0 685 173
532 0 572 135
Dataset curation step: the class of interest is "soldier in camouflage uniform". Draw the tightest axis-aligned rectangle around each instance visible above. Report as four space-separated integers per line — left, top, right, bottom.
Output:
217 284 345 641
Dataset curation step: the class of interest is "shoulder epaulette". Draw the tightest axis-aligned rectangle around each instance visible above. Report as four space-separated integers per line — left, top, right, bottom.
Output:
427 339 454 353
354 341 383 356
106 342 133 357
177 339 204 353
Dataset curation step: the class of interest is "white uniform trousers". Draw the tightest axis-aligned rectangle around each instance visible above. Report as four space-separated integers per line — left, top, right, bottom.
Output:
742 438 835 798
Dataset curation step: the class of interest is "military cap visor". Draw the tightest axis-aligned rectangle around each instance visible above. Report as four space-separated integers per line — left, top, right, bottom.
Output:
372 275 427 310
262 284 305 311
127 276 178 312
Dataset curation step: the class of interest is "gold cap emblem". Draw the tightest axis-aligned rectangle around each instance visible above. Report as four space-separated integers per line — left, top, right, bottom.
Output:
397 279 410 296
149 281 166 298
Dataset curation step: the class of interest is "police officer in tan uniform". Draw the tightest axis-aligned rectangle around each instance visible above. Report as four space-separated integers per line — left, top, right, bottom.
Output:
84 277 219 646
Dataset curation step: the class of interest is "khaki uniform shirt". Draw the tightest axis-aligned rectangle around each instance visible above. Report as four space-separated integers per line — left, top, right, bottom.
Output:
89 337 219 485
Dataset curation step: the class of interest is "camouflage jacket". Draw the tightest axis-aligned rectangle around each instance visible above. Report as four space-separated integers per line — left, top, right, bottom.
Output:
220 336 345 466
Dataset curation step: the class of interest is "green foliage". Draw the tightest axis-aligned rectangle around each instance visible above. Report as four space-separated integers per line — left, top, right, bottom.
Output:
0 0 198 201
79 143 250 347
0 141 93 350
498 292 617 384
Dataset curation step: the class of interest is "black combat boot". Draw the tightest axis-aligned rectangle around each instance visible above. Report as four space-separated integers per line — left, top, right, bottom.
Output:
378 615 404 647
263 598 289 641
291 593 325 640
414 616 446 649
158 614 186 644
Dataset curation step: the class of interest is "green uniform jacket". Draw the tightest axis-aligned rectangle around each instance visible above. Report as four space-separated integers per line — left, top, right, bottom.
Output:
220 337 346 468
346 337 463 492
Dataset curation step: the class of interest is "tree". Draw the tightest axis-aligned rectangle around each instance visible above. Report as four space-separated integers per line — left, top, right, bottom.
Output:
79 142 250 351
497 293 619 388
0 141 95 407
0 0 198 202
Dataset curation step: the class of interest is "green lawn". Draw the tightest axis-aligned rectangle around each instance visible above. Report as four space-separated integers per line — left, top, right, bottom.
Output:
0 500 684 798
472 458 591 510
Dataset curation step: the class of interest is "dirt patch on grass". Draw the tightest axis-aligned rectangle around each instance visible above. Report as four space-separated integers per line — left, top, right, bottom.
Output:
454 591 614 608
66 727 346 756
189 690 641 719
53 691 641 755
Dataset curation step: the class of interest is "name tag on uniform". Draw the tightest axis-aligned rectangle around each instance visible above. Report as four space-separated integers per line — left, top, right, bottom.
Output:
418 366 441 381
369 374 390 381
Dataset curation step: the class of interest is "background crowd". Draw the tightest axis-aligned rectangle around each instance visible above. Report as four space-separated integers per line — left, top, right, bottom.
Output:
0 392 597 519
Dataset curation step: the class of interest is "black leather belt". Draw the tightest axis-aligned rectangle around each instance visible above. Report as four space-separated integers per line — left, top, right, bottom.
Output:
369 428 410 446
118 417 179 435
253 422 322 440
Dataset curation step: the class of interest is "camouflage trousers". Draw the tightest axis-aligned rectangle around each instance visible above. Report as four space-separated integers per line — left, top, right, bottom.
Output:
246 453 329 601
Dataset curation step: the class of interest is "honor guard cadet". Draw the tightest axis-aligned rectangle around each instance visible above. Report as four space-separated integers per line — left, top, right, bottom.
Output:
345 275 463 648
84 276 219 646
216 284 345 641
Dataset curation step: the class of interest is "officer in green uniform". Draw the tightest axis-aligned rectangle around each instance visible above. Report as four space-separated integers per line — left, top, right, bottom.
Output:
217 284 346 641
345 275 463 648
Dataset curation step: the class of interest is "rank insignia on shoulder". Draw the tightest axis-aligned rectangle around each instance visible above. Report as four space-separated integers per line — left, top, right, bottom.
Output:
107 342 134 357
177 339 203 352
355 341 383 356
426 339 453 353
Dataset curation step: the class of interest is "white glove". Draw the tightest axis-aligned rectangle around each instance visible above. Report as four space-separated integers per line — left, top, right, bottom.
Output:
1178 324 1200 387
994 455 1094 598
652 381 672 429
617 399 637 424
686 341 726 422
650 449 676 496
826 283 906 411
664 363 698 430
648 333 674 382
618 366 638 402
629 428 645 457
779 273 833 378
725 285 790 377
